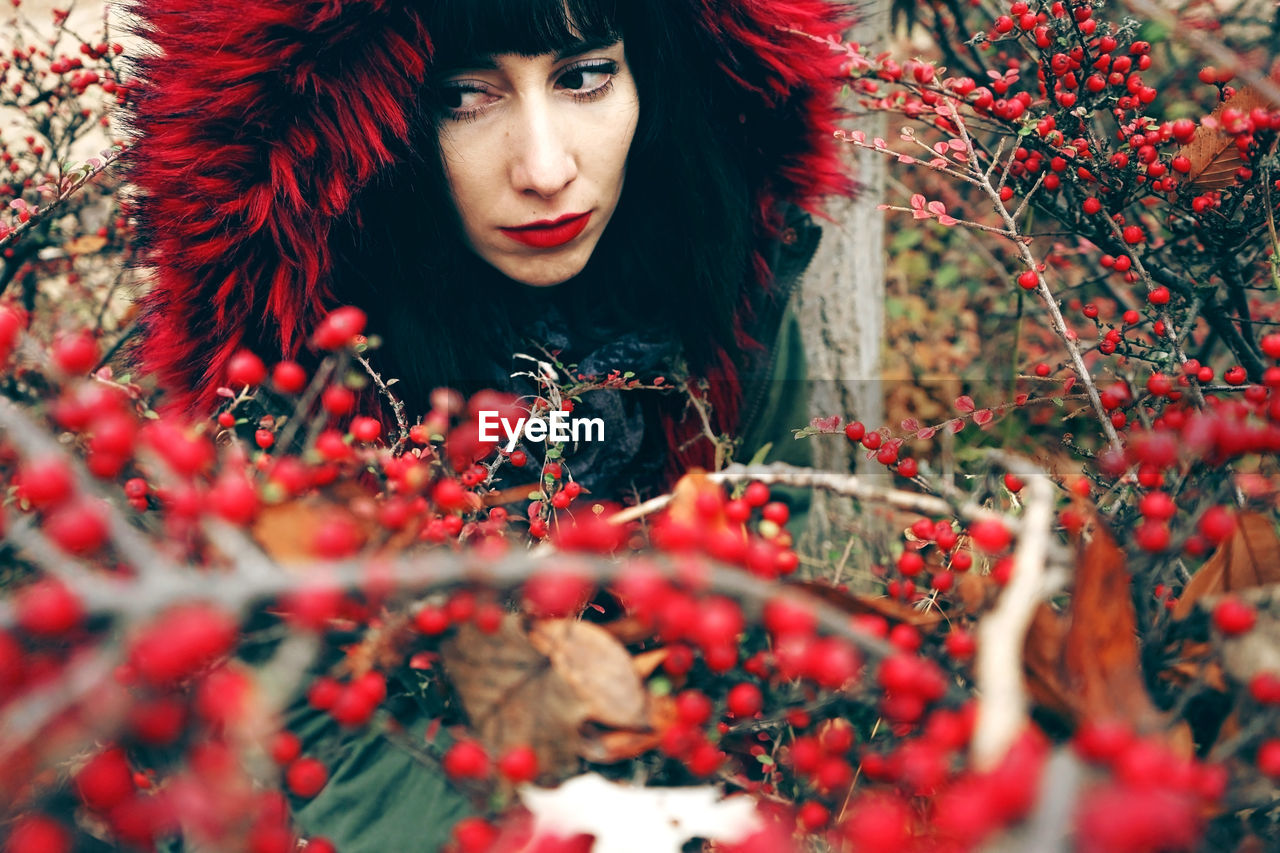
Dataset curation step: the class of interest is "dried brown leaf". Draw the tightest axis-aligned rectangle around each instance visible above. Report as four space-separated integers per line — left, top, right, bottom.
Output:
528 619 649 730
957 571 994 614
253 499 327 565
1063 525 1162 729
1022 602 1074 720
65 235 108 255
665 470 725 529
1173 512 1280 619
442 615 657 777
1179 85 1275 191
442 616 585 776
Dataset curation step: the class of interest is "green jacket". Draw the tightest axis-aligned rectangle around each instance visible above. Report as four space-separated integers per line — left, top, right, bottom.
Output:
284 218 822 853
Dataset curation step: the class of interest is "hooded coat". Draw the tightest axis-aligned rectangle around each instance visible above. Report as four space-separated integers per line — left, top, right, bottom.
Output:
125 0 853 491
124 2 853 849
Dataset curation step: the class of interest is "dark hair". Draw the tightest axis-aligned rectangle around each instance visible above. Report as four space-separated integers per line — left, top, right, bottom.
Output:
327 0 759 410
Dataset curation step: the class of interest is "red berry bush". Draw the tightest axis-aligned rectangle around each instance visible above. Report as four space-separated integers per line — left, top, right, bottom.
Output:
0 2 1278 852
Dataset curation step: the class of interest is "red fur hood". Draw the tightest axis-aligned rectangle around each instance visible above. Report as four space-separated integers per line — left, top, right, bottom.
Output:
124 0 854 415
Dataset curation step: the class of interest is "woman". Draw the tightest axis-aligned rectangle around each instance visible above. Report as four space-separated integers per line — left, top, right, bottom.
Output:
126 0 851 504
125 0 852 848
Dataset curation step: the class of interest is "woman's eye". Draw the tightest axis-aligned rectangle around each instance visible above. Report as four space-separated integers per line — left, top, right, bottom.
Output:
441 85 488 112
557 62 617 96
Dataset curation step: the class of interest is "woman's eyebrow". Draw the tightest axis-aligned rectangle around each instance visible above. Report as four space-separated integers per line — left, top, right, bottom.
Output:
553 35 621 61
447 36 621 72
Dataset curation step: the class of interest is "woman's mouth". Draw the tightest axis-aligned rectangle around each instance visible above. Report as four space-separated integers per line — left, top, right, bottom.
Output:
500 212 591 249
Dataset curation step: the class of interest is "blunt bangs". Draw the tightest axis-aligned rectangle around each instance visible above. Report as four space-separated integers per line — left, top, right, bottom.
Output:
424 0 623 70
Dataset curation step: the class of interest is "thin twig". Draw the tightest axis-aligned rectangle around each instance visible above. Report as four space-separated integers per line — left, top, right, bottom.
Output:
355 352 411 455
971 455 1055 770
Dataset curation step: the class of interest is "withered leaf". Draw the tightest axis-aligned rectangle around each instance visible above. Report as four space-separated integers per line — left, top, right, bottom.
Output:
528 619 649 730
1179 84 1276 191
442 615 656 777
65 235 108 255
1173 512 1280 619
1063 524 1162 729
1022 602 1074 721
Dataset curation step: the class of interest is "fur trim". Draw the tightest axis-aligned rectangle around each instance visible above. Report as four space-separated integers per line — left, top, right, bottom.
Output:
124 0 853 429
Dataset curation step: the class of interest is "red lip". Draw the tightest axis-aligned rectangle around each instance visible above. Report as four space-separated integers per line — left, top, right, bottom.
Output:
500 212 591 249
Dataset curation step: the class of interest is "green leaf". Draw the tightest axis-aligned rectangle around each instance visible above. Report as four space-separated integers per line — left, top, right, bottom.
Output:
622 371 635 379
747 442 773 466
890 229 923 252
527 491 544 502
756 754 775 766
649 677 672 697
545 446 562 460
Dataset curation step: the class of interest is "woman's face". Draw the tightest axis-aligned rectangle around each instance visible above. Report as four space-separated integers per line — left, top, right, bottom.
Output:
437 38 639 287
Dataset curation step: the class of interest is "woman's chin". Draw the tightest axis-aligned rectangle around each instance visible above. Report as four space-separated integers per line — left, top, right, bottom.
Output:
482 249 593 288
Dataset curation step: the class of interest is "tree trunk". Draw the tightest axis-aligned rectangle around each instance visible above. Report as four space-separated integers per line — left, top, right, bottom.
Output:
795 2 888 566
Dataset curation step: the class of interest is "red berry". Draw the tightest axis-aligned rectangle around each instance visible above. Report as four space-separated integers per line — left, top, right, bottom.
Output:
1258 740 1280 779
312 306 366 351
350 416 382 443
945 629 976 659
53 331 99 374
1213 598 1255 635
969 518 1012 553
1135 521 1170 552
443 739 490 779
1213 594 1254 635
270 731 302 765
74 747 135 812
1249 672 1280 705
497 745 539 783
1122 224 1144 244
226 350 267 387
4 815 72 853
897 550 924 576
1198 506 1234 544
1083 197 1102 214
1224 366 1247 386
1261 333 1280 359
1017 270 1038 289
321 385 355 416
414 605 450 635
16 578 83 635
17 456 75 510
843 421 866 443
1138 491 1175 520
762 501 790 526
286 758 329 798
726 683 763 718
272 360 308 394
209 472 259 525
1148 286 1170 305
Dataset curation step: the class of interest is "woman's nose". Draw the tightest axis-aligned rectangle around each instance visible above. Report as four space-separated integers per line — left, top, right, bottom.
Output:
509 100 577 199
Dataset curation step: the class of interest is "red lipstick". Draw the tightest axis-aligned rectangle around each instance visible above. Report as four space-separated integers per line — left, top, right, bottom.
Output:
500 212 590 249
